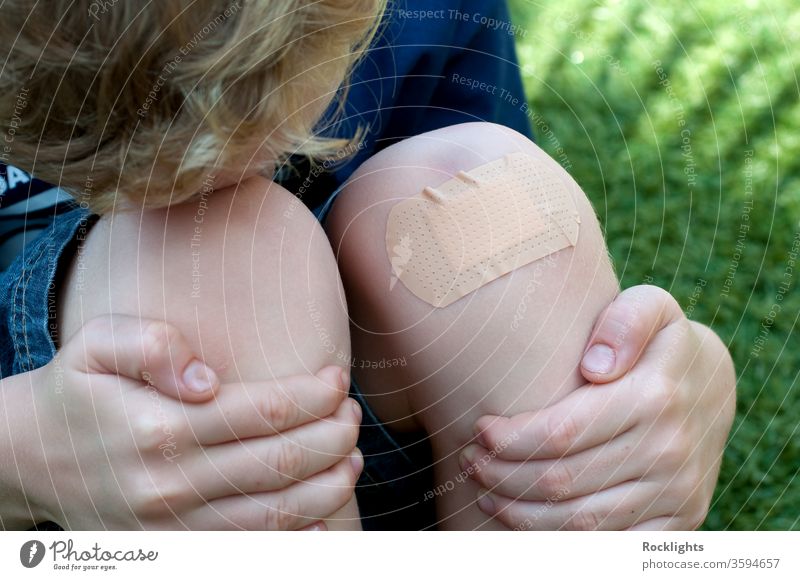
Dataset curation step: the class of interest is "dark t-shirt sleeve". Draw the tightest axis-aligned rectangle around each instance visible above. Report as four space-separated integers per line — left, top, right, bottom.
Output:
283 0 534 207
379 0 533 139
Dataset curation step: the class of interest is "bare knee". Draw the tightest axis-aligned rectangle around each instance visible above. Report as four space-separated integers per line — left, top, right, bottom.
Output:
327 122 618 429
61 176 349 383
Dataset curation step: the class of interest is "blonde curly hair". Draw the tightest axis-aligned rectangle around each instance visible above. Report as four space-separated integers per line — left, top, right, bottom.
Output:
0 0 384 213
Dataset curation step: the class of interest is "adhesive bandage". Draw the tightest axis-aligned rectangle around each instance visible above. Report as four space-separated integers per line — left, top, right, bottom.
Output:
386 152 580 308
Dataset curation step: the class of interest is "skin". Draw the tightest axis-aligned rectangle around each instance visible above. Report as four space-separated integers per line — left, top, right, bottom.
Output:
52 176 361 530
0 313 361 529
326 121 736 529
328 122 619 528
468 286 736 530
0 129 735 531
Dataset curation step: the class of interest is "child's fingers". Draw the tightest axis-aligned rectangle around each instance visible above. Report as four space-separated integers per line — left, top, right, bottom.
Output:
189 399 361 498
460 429 643 501
73 314 218 402
478 480 666 531
473 381 639 461
188 367 352 445
298 521 328 531
580 285 685 383
186 456 358 530
626 517 679 531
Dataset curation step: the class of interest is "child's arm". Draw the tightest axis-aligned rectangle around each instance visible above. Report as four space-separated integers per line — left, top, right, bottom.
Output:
0 315 359 530
1 313 221 528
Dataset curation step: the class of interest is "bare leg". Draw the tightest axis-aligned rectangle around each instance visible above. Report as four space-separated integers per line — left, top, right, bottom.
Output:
59 176 360 529
326 122 619 529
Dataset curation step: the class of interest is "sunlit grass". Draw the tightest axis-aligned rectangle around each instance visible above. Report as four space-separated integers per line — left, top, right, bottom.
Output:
511 0 800 530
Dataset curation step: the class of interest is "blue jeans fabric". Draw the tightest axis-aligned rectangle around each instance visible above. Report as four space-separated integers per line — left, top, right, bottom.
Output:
0 206 95 377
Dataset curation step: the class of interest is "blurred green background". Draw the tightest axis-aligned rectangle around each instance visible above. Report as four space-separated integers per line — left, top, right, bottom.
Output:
509 0 799 529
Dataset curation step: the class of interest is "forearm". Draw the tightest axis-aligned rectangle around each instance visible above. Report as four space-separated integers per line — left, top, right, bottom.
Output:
0 367 47 529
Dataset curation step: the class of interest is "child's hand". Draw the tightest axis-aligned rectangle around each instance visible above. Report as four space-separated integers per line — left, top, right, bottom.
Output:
25 314 361 529
465 285 736 530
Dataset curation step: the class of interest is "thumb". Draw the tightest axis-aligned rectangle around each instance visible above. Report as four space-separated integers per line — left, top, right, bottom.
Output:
70 314 219 402
580 285 685 383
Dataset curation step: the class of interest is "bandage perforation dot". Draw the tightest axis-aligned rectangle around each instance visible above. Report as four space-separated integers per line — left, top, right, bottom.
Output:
386 152 580 308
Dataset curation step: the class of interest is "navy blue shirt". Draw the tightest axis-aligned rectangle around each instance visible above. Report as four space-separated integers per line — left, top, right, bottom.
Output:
282 0 533 207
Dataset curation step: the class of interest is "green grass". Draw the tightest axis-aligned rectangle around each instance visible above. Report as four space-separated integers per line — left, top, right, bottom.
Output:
510 0 800 529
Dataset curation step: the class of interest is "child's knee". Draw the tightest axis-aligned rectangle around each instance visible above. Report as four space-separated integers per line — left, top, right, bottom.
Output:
329 121 617 321
62 177 349 381
328 122 619 420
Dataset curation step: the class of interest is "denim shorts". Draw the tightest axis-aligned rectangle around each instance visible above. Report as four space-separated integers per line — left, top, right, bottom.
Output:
0 197 434 531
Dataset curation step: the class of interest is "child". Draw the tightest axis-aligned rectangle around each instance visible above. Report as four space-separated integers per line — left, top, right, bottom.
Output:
0 0 734 531
0 0 384 531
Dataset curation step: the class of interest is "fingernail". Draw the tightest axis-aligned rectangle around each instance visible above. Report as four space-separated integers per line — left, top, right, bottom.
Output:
458 451 473 474
349 448 364 476
302 521 328 531
340 369 350 389
582 344 616 375
350 398 363 424
474 418 494 448
183 359 219 393
477 489 496 514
